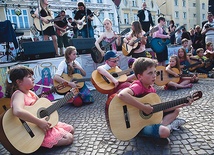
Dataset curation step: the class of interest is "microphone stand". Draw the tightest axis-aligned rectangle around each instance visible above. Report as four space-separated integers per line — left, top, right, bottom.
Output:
85 5 89 38
37 0 44 41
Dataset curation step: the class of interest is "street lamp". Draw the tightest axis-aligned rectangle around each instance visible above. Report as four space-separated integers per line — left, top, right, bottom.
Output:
157 1 166 17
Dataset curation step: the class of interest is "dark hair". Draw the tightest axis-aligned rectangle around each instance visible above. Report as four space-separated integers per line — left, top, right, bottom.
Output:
61 10 65 13
7 65 34 96
132 58 157 77
131 21 142 37
78 2 85 7
178 48 187 60
169 55 181 71
158 17 165 23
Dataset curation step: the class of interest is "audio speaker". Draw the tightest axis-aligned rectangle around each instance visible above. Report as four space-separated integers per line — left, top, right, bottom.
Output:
69 38 96 54
22 41 55 60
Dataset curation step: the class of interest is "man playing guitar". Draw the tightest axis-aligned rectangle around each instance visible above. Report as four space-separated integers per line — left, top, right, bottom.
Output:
74 2 94 38
54 10 72 56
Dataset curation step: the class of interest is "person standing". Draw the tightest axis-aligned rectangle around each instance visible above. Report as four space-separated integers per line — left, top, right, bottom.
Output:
152 17 170 66
54 10 71 56
34 0 58 56
74 2 94 38
68 17 78 38
137 2 154 33
168 20 176 44
201 12 214 45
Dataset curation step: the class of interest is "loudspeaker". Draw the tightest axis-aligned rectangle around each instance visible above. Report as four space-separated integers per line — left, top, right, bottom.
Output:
22 41 55 60
69 38 95 54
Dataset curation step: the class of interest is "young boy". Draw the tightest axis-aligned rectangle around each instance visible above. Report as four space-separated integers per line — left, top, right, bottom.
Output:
181 38 193 56
117 57 193 143
190 48 214 77
97 51 135 96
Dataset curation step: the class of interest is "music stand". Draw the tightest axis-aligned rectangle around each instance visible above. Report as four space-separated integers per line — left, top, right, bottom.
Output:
0 20 19 62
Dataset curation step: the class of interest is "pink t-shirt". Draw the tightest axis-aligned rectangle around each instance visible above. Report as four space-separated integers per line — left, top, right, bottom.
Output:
129 80 156 97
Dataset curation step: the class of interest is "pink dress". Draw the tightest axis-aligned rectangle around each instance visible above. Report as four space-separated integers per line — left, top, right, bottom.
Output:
11 90 73 148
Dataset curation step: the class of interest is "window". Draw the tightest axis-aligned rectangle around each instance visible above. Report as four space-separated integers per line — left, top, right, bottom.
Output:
99 12 104 32
183 12 186 18
134 14 138 21
97 0 102 3
193 14 196 18
124 0 128 6
175 11 179 18
174 0 178 6
182 0 186 7
193 3 196 7
202 14 205 20
132 0 137 7
84 0 90 2
124 13 129 24
108 13 115 25
6 8 30 29
71 0 77 1
202 3 205 9
151 1 154 8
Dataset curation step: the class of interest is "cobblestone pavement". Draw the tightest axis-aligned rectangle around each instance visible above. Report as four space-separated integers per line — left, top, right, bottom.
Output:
0 79 214 155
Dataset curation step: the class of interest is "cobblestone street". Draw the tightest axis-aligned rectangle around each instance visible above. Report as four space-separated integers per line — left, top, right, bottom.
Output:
0 79 214 155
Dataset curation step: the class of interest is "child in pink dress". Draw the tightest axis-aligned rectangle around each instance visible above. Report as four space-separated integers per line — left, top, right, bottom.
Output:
9 65 74 148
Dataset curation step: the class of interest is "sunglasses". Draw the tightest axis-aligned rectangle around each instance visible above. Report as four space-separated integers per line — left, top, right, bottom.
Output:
108 60 119 63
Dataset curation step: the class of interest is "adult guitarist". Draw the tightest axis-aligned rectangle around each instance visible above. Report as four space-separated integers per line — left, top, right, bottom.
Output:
54 10 72 56
74 2 94 38
123 21 147 58
34 0 58 56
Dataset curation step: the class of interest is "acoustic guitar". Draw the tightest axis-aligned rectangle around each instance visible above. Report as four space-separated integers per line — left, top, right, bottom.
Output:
91 28 130 63
34 15 69 31
150 24 185 53
0 98 10 115
155 66 206 86
0 88 79 155
107 91 202 141
53 73 91 94
91 67 132 94
122 27 158 56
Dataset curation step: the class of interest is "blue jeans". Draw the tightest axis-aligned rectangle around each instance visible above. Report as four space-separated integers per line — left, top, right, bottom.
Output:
81 26 94 38
138 124 161 138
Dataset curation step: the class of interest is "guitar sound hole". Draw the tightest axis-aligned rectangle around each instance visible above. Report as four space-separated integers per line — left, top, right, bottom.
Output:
39 109 48 118
111 73 118 77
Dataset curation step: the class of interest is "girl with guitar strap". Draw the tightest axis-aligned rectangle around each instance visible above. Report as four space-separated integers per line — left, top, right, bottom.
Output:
34 0 58 56
123 21 147 58
53 46 94 106
165 55 196 90
8 66 74 149
94 18 121 57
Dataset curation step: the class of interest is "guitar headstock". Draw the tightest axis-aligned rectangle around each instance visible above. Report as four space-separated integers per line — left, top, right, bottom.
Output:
191 91 203 101
121 28 131 35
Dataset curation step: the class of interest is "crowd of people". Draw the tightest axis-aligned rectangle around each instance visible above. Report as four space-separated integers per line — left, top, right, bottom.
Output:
2 0 214 153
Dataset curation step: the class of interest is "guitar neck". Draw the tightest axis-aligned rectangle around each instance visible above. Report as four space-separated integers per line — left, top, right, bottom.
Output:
40 92 74 117
37 86 56 98
152 96 189 113
74 77 91 82
117 68 133 76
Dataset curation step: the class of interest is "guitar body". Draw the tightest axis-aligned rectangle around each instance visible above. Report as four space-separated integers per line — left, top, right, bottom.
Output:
155 66 180 86
122 41 140 56
150 38 170 53
76 16 86 30
0 98 59 154
188 59 204 72
91 67 128 94
91 46 104 63
56 26 72 36
53 73 85 94
108 93 162 141
0 98 10 115
34 16 54 31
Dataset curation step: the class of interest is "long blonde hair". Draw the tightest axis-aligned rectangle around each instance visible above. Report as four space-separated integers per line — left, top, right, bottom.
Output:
40 0 51 16
65 46 77 76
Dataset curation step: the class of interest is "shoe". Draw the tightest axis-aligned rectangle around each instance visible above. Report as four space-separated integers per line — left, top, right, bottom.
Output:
169 118 186 131
208 73 214 78
153 138 170 146
168 86 178 91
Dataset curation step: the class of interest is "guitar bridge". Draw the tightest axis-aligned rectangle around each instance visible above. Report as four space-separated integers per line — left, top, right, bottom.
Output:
123 105 130 128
